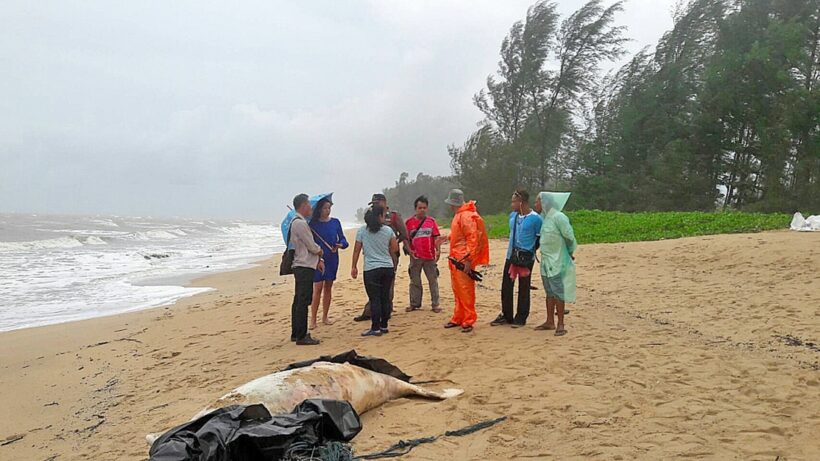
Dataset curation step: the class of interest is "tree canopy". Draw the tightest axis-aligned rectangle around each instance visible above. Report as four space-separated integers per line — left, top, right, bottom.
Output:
447 0 819 214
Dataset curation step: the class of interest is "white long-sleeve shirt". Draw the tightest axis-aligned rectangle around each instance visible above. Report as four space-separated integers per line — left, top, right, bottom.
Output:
290 215 321 269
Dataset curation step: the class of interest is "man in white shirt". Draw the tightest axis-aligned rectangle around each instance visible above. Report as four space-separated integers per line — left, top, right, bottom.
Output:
289 194 325 345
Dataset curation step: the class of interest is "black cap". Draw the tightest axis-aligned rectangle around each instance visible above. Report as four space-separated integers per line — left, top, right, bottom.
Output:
369 193 387 204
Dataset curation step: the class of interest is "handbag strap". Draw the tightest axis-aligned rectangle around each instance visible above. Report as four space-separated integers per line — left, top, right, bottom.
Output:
286 215 302 248
409 216 429 240
310 226 334 251
511 212 519 250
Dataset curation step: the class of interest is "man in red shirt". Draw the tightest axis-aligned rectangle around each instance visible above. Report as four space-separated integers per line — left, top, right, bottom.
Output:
405 196 442 313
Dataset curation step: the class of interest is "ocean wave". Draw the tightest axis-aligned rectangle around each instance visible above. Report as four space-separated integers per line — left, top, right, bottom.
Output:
0 234 114 252
0 214 285 332
36 228 130 237
89 218 119 227
81 236 108 245
123 230 182 241
0 236 85 252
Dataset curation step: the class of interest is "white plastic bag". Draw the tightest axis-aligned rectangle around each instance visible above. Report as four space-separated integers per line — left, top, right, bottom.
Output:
790 212 820 231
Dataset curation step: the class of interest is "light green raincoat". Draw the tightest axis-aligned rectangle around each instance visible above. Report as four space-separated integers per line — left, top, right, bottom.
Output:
538 192 577 303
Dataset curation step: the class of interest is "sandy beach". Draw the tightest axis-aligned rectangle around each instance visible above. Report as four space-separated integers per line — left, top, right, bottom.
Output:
1 230 818 460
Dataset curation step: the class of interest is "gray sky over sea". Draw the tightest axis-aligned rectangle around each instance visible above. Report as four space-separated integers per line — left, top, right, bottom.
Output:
1 0 675 221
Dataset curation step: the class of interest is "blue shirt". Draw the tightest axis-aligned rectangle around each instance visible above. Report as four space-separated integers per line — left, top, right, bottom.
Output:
506 211 543 259
310 218 349 260
356 225 395 272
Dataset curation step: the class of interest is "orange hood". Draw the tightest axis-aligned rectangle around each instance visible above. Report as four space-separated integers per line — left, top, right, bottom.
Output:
449 201 489 265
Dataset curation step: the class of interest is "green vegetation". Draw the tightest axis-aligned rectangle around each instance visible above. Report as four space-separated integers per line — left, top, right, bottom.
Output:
375 1 817 225
359 172 458 222
447 0 819 215
482 210 791 244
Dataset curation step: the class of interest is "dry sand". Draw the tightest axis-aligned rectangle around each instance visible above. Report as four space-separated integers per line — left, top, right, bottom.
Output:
1 230 818 460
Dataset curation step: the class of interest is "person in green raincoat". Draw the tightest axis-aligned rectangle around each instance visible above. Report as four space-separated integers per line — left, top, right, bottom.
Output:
533 192 577 336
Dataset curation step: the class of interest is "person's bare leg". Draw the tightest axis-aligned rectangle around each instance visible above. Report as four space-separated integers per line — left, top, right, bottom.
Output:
309 282 322 329
322 280 335 325
555 300 566 336
535 298 555 330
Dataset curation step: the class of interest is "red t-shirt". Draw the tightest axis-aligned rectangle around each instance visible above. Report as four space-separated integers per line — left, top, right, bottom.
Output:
405 216 440 260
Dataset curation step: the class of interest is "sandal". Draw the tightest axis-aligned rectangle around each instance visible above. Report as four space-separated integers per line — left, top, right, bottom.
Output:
554 328 567 336
534 323 555 331
432 306 442 313
444 322 459 329
460 325 474 333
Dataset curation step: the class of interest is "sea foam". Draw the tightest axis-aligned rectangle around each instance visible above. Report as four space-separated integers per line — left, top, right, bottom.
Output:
0 214 286 332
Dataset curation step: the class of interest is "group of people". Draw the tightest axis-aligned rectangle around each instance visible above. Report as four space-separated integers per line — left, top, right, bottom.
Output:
284 187 577 345
490 189 576 336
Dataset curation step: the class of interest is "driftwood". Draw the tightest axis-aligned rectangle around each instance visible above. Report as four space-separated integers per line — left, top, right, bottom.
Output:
0 433 25 446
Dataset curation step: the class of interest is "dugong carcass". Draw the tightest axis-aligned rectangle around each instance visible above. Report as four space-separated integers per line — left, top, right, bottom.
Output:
147 361 462 444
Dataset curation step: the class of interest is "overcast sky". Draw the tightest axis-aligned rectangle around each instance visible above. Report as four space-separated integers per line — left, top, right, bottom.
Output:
0 0 676 221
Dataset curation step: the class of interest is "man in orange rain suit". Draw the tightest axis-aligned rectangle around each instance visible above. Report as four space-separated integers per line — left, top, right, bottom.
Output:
443 189 489 333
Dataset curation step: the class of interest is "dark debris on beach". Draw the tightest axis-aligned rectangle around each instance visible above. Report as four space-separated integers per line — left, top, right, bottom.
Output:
774 334 820 352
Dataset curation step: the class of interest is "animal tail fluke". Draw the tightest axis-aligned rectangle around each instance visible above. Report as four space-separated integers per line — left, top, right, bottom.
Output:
407 383 464 400
440 388 465 399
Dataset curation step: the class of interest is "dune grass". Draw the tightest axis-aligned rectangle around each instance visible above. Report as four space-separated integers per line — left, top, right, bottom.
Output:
481 210 791 244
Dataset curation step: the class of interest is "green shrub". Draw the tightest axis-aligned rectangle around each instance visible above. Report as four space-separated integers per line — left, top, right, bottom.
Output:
481 210 790 244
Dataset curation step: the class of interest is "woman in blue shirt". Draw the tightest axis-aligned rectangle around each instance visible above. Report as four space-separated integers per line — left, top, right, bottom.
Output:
351 206 398 337
309 198 349 329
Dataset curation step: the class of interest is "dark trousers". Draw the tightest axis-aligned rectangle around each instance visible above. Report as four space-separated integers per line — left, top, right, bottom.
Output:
291 267 315 340
501 259 534 325
364 267 395 332
359 270 395 319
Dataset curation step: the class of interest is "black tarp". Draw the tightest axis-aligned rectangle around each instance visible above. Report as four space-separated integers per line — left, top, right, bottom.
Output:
148 399 361 461
148 351 411 461
283 349 411 382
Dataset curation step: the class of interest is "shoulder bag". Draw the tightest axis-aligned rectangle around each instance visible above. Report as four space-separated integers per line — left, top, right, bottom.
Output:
509 213 535 267
279 218 297 276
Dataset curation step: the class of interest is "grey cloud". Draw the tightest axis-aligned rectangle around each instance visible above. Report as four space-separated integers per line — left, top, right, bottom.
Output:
1 0 674 220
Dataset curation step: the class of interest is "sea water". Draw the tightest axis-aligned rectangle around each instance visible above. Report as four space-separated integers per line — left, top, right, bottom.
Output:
0 213 286 332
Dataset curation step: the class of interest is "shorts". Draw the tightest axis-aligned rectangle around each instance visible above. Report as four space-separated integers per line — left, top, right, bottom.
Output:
541 274 565 301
